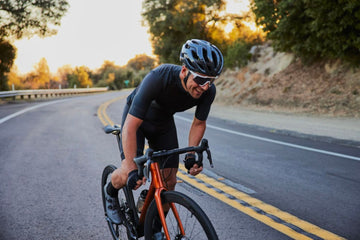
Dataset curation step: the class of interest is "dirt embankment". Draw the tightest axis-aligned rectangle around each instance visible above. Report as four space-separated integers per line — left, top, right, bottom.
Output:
215 44 360 118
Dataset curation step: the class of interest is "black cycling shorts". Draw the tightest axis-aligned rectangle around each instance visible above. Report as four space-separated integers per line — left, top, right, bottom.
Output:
119 103 179 169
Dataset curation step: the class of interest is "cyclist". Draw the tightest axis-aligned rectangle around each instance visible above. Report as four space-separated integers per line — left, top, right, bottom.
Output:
103 39 224 232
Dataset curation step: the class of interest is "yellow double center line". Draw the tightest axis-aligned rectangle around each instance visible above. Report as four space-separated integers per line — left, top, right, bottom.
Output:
97 95 126 126
98 96 346 240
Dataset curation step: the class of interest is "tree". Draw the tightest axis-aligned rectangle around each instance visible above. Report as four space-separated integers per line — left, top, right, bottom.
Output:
66 66 93 88
142 0 225 64
0 0 69 40
6 65 23 90
252 0 360 64
0 40 16 90
127 54 157 71
56 64 74 88
30 58 51 89
75 66 92 88
92 60 120 88
0 0 69 90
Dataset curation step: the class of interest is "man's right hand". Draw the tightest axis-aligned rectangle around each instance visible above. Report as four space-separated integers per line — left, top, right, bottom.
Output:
127 170 146 190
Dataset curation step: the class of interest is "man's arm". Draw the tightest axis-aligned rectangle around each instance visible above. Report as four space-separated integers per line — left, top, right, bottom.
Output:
189 116 206 146
186 117 206 176
121 113 145 189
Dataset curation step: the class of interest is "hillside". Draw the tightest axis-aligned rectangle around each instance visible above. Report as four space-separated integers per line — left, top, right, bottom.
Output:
215 44 360 118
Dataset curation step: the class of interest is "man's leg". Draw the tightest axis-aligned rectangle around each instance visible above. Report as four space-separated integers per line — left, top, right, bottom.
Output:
160 167 178 191
104 104 145 223
110 102 145 189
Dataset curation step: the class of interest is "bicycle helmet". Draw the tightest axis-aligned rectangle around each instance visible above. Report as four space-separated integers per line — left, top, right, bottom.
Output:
180 39 224 77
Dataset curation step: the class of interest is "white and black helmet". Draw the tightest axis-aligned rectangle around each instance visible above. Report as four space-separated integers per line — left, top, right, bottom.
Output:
180 39 224 77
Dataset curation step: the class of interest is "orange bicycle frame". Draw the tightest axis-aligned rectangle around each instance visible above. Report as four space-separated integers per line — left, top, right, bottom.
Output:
138 161 185 239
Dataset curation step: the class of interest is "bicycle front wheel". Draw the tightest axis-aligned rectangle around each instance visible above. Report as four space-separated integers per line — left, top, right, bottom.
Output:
144 191 218 240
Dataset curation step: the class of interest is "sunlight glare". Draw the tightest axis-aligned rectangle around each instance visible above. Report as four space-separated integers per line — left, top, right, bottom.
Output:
226 0 250 14
13 0 152 74
225 23 234 34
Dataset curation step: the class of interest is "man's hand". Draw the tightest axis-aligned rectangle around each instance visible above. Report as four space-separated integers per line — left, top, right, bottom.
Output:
188 163 203 176
127 169 146 190
134 177 146 190
184 153 203 176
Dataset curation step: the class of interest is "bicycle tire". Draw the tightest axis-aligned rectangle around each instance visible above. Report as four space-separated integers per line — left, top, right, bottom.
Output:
144 191 218 240
101 165 137 240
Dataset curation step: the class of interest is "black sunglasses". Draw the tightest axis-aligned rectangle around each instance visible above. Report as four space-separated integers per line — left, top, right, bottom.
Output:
189 70 218 87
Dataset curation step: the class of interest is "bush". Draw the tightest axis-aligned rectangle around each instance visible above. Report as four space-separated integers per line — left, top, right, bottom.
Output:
252 0 360 65
224 40 252 69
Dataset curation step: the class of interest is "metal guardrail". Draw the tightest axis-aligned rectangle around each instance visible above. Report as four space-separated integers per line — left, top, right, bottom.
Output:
0 87 108 100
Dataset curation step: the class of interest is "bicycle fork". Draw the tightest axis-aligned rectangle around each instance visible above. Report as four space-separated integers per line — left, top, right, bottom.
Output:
144 162 186 240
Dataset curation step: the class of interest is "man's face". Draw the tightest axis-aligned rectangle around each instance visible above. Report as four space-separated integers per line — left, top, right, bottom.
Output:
186 70 213 99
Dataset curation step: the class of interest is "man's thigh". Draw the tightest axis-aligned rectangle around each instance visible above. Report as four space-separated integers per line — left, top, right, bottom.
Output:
160 168 178 190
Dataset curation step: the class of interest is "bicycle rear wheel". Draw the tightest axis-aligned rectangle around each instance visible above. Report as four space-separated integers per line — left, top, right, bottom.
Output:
101 165 137 240
144 191 218 240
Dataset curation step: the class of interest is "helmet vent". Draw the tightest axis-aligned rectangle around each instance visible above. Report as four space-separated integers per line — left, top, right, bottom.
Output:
212 51 218 67
203 49 209 63
192 50 199 60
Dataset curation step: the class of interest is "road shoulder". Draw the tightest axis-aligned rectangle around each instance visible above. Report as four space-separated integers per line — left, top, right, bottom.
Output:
210 103 360 145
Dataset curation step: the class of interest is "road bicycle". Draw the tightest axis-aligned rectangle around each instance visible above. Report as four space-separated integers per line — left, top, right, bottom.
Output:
101 124 218 240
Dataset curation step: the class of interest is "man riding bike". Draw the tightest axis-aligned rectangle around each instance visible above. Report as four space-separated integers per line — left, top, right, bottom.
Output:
103 39 224 238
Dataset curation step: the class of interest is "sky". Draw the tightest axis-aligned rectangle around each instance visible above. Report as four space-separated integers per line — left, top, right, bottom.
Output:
13 0 250 74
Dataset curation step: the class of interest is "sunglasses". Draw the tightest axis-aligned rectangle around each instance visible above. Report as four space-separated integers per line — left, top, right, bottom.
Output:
189 70 218 87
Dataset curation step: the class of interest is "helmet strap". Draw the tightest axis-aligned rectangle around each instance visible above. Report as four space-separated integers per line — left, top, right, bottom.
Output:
183 71 191 89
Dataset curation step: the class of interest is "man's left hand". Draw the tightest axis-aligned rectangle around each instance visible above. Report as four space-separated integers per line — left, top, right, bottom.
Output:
188 163 203 176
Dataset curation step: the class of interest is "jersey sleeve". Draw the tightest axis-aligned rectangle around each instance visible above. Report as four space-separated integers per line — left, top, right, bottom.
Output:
195 85 216 121
128 70 163 120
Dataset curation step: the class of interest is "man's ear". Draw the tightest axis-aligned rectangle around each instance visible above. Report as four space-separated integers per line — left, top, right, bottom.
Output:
180 65 187 78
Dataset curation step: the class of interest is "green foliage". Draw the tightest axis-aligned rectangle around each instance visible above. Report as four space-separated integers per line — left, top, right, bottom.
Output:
0 0 69 90
0 40 16 90
142 0 225 64
127 54 157 71
6 54 156 90
93 56 157 90
252 0 360 65
225 20 264 69
0 0 69 40
224 40 252 69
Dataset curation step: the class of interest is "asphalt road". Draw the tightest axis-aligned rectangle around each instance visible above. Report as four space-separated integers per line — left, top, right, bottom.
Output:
1 92 359 240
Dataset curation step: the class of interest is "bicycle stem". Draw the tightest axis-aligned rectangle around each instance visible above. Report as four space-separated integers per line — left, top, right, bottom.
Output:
134 138 213 178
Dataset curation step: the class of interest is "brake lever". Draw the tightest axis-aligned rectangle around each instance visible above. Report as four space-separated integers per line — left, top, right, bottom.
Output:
137 148 153 179
144 159 151 182
199 139 213 168
206 148 214 168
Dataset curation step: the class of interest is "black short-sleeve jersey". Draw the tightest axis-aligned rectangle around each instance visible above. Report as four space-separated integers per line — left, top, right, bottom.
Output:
127 64 216 123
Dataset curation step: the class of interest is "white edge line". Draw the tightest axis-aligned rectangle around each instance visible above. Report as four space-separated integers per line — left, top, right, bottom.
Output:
0 100 68 125
175 115 360 162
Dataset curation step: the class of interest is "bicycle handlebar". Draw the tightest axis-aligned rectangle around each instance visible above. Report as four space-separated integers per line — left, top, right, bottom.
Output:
103 125 214 179
133 138 213 179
